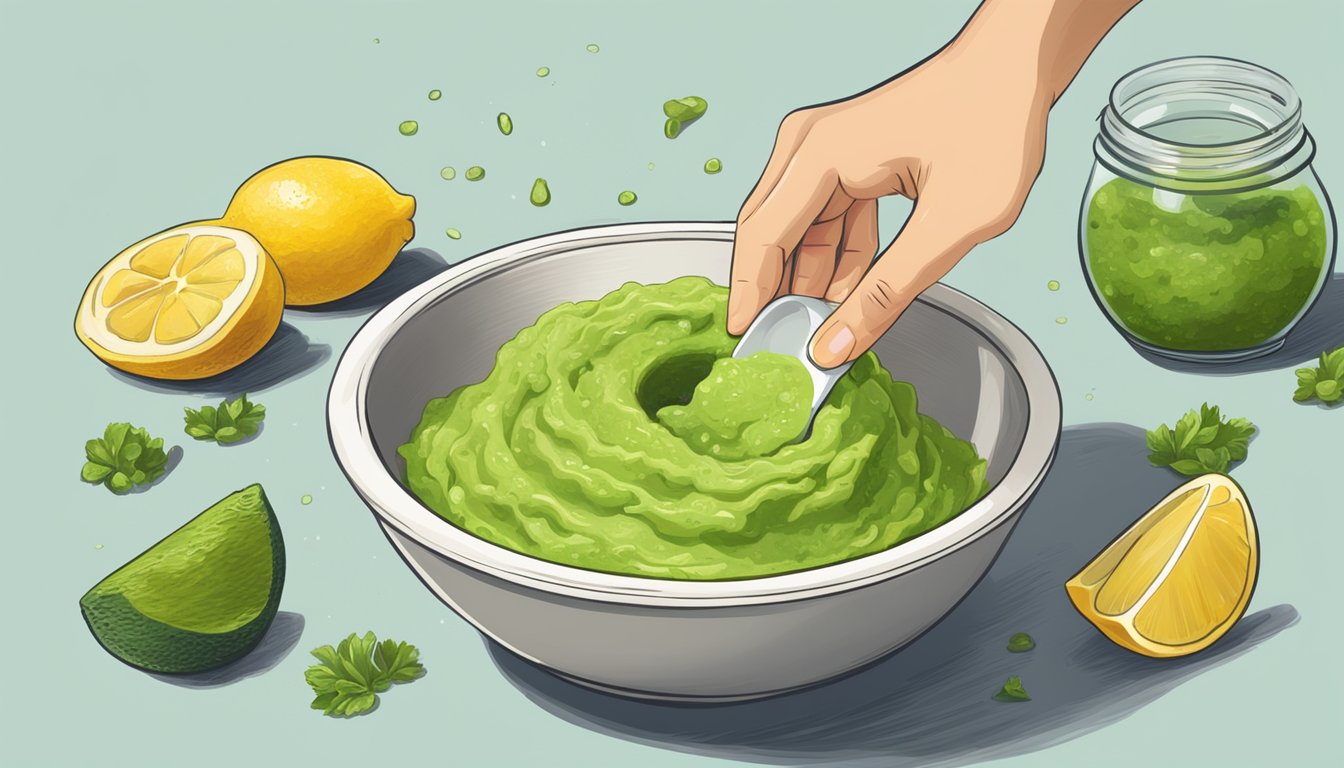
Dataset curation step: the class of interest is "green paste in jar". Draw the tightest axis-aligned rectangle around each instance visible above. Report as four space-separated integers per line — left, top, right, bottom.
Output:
1086 177 1328 350
398 277 988 580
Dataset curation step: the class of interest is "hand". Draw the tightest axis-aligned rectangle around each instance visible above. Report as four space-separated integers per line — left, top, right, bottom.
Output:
727 0 1140 368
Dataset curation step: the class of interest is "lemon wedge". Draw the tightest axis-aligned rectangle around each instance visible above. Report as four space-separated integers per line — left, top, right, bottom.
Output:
75 223 285 380
1066 473 1258 658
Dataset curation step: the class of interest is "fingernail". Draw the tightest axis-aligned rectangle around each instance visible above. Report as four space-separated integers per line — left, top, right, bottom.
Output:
811 323 855 368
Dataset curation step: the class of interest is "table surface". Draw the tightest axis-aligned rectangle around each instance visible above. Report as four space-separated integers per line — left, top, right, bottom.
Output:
3 1 1341 766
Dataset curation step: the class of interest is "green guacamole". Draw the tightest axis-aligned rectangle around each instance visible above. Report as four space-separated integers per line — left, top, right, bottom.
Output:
1086 177 1328 351
398 277 988 580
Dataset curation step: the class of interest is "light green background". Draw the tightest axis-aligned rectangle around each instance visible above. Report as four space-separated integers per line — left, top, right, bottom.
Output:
2 0 1340 765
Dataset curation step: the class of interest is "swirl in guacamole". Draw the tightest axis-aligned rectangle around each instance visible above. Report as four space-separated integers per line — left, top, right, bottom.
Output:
399 277 988 580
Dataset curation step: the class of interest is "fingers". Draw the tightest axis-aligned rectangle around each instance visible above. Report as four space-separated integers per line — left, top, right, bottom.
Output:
728 157 836 334
825 199 878 303
809 200 972 368
791 215 846 297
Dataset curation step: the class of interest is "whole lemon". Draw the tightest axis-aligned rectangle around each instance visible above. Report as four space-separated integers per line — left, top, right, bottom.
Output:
219 157 416 306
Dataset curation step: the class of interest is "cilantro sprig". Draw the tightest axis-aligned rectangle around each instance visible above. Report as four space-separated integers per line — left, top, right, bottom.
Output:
1145 404 1256 476
80 422 170 494
305 632 426 718
1294 347 1344 405
184 394 266 445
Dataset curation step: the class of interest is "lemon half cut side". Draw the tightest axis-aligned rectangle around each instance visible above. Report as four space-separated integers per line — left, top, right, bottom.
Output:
75 223 285 380
1066 473 1258 658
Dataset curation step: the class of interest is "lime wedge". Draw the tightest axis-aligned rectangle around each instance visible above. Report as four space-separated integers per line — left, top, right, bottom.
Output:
79 484 285 673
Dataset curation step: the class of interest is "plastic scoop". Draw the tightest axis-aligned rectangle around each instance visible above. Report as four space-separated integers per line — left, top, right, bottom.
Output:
732 295 853 440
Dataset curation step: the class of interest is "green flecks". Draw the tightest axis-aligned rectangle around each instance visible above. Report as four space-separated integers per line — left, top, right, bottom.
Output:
427 89 442 101
1056 316 1068 325
704 157 722 174
1007 632 1034 652
993 675 1031 702
94 543 104 550
398 120 418 136
301 494 313 505
530 178 551 207
647 162 656 170
440 166 456 180
497 112 513 136
373 38 380 44
465 166 485 181
617 190 637 206
586 43 600 53
1085 393 1095 401
663 96 708 122
536 66 550 77
664 119 681 139
1047 280 1060 291
445 228 462 240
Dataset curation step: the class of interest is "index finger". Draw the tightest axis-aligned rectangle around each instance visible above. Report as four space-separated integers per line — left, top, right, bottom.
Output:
728 158 836 334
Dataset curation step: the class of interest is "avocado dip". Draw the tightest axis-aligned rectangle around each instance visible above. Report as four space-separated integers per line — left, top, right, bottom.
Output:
398 277 989 580
1086 177 1329 351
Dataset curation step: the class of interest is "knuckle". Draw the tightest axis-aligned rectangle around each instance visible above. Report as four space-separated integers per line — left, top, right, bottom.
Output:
861 277 901 313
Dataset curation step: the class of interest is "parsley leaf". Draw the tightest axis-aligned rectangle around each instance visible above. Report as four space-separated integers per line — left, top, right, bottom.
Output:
993 675 1031 702
305 632 426 717
184 394 266 445
1145 403 1256 476
80 422 170 494
1294 347 1344 404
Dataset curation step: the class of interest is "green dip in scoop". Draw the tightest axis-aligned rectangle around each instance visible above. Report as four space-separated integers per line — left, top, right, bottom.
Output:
399 277 988 580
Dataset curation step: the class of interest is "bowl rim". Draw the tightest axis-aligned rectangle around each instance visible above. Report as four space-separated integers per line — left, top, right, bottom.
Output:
327 221 1061 607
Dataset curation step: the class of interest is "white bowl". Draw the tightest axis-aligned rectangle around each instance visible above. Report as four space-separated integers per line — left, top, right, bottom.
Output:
328 222 1061 701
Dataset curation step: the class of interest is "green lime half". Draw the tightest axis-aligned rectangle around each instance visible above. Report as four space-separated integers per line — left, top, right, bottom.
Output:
79 484 285 674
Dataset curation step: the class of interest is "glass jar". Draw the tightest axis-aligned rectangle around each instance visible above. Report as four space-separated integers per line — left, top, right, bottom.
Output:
1080 56 1335 362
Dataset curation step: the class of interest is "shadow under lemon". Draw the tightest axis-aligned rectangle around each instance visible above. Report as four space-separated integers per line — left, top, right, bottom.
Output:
487 423 1297 768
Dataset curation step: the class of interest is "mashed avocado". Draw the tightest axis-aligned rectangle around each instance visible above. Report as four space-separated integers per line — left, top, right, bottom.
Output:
1086 177 1329 351
398 277 988 580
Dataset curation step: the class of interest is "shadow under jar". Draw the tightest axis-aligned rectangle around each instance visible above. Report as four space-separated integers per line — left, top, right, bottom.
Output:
1081 56 1336 362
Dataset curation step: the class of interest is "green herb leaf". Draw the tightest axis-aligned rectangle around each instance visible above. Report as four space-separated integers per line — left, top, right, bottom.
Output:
183 394 266 445
1006 632 1034 653
1144 404 1256 476
1294 347 1344 405
80 422 170 494
993 675 1031 702
305 632 425 718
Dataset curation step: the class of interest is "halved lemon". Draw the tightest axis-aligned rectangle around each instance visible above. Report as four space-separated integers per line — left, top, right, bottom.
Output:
1066 473 1258 658
75 223 285 380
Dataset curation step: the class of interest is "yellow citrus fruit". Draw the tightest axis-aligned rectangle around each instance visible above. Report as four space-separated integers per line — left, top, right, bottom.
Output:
1066 473 1258 658
75 223 285 380
218 157 416 306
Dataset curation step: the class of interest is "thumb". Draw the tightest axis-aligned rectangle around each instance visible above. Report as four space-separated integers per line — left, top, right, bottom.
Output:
809 201 974 368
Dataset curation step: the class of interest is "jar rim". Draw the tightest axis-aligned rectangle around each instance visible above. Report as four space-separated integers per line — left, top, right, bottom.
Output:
1098 55 1313 186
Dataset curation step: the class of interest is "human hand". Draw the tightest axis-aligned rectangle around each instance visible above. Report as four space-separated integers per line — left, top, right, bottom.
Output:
727 0 1140 368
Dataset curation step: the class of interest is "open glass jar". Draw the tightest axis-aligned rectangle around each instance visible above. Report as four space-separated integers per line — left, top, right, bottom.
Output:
1080 56 1335 362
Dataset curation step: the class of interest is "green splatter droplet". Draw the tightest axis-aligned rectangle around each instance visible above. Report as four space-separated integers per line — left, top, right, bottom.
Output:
530 178 552 206
428 89 442 101
301 494 313 505
1055 316 1068 325
617 190 638 206
586 43 600 53
1047 280 1060 291
497 112 513 135
1085 393 1095 401
993 675 1031 702
373 37 380 44
440 166 456 180
647 162 656 170
445 228 462 240
1007 632 1035 652
704 157 723 174
465 166 485 181
536 66 550 77
398 120 419 136
94 543 104 550
664 118 681 139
